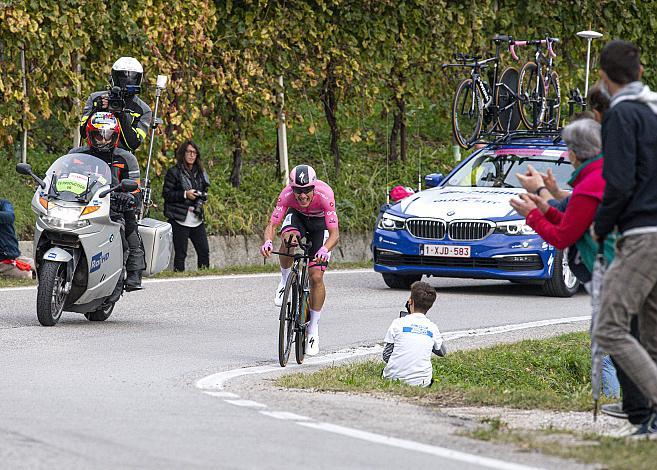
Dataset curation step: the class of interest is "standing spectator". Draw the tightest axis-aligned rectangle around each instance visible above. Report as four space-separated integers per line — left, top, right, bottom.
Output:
382 281 446 387
0 199 34 279
592 40 657 437
162 140 211 272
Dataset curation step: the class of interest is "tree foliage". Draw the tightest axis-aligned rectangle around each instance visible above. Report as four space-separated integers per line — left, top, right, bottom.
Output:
2 0 656 180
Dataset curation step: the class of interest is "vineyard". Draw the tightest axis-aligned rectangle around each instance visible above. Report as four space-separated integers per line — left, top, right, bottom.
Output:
2 0 656 236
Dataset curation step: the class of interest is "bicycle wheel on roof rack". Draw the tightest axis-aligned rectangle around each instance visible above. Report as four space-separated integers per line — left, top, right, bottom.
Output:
452 78 483 148
543 71 561 129
495 66 521 133
518 62 542 129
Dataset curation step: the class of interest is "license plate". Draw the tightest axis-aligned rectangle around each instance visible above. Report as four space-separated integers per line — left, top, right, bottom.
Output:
422 244 471 258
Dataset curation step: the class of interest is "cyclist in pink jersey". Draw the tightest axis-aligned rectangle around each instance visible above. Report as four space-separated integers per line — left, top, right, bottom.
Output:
261 164 340 356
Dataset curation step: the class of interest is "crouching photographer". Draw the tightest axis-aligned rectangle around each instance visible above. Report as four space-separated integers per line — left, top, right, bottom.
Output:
163 140 210 272
382 281 446 387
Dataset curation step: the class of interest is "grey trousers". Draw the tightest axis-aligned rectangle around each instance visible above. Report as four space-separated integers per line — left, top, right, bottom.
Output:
594 232 657 410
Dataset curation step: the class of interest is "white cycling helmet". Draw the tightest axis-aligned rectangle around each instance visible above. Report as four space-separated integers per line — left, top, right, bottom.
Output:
110 57 143 93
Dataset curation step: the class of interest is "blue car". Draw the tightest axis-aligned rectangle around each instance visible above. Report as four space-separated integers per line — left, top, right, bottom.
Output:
372 137 580 297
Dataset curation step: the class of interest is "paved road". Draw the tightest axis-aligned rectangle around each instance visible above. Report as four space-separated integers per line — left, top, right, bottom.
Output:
0 271 590 469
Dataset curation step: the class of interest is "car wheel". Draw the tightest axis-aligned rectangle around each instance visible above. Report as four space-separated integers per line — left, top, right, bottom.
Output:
381 273 422 289
542 249 579 297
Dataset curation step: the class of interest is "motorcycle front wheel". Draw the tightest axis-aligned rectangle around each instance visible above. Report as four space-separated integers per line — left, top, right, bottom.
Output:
36 260 67 326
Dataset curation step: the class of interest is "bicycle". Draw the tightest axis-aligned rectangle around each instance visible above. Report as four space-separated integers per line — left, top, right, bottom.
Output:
271 236 325 367
443 35 522 149
514 36 561 129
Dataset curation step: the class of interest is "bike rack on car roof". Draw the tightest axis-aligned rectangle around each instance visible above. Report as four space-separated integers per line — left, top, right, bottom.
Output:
470 128 563 147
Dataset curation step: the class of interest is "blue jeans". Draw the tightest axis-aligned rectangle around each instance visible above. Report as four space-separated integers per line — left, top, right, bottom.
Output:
602 354 621 399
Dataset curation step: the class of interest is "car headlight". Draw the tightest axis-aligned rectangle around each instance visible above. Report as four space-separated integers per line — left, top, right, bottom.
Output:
495 220 536 236
378 212 406 231
40 206 89 229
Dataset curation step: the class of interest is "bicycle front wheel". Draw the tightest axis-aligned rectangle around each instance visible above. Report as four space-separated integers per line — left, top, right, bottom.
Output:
452 78 482 148
543 71 561 129
295 291 310 364
278 271 298 367
495 66 521 132
518 62 542 129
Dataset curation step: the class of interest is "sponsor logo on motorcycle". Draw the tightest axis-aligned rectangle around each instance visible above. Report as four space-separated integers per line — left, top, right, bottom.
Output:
90 251 110 273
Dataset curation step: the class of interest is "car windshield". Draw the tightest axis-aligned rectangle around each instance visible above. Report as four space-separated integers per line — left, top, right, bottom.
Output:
44 153 112 203
444 152 573 189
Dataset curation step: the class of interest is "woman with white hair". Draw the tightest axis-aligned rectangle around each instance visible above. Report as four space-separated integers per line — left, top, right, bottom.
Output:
510 118 610 273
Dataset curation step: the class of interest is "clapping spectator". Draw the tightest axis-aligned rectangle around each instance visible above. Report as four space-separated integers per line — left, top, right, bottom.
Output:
382 281 446 387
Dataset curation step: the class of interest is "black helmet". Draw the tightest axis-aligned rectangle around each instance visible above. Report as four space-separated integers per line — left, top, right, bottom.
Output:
110 57 143 94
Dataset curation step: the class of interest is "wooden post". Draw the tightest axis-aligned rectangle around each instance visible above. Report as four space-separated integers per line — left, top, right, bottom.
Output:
277 75 289 183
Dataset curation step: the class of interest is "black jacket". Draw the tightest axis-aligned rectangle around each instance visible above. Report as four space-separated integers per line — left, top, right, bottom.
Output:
595 100 657 238
80 92 152 152
162 164 210 222
0 199 20 260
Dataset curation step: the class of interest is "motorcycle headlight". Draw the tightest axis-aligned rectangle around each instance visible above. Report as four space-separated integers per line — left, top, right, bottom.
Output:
495 220 536 236
378 212 406 231
40 206 89 229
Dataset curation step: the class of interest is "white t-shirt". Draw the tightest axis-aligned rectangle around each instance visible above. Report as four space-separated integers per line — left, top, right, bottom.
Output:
383 313 443 387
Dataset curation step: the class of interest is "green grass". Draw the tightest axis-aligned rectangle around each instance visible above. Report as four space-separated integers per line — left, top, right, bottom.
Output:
0 260 372 288
277 332 597 411
469 422 657 470
4 100 461 239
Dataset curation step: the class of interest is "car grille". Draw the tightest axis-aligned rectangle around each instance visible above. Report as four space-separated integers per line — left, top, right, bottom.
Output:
374 250 543 272
447 221 495 240
406 219 446 240
405 219 494 241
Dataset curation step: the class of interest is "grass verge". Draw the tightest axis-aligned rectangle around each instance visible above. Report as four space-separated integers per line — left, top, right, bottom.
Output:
0 260 372 288
277 332 596 411
469 420 656 470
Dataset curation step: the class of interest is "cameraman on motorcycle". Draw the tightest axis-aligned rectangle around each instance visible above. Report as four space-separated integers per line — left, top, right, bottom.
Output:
70 112 146 291
79 57 152 152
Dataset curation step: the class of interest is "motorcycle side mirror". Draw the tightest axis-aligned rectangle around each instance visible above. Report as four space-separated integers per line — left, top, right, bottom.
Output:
120 179 138 192
16 163 46 188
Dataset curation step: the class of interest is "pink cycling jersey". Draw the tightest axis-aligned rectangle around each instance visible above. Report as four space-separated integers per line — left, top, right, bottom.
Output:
270 179 339 229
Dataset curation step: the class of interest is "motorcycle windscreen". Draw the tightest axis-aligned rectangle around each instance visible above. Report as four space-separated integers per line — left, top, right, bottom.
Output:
44 153 112 202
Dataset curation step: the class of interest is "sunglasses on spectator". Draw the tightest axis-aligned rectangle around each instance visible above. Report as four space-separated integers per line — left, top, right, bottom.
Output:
293 186 315 194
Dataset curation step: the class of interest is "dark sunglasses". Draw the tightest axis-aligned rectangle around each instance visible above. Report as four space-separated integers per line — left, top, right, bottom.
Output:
293 186 315 194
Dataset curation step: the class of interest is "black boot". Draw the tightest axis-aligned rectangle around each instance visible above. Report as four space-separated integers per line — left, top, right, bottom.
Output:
125 270 143 292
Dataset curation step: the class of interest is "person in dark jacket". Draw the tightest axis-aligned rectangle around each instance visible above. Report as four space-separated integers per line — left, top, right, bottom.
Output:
79 57 152 153
162 140 210 271
0 199 34 279
592 40 657 437
70 112 146 290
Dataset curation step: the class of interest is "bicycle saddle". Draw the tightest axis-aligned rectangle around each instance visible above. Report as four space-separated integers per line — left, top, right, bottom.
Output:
492 34 512 42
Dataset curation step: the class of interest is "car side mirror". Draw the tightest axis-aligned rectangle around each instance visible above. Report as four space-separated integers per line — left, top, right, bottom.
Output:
120 179 139 192
425 173 444 188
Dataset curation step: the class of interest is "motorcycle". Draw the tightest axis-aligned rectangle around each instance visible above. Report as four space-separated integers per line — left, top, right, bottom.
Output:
17 153 151 326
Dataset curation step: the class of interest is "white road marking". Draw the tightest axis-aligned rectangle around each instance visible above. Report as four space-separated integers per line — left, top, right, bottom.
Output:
298 422 542 470
259 411 311 421
203 391 240 398
195 316 590 392
0 268 371 292
223 399 267 408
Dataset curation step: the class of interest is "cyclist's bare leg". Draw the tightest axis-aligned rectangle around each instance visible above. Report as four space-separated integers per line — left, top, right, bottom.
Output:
309 268 326 311
278 230 299 269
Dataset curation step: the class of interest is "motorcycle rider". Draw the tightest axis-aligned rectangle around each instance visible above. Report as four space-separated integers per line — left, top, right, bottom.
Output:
79 57 152 152
70 112 146 290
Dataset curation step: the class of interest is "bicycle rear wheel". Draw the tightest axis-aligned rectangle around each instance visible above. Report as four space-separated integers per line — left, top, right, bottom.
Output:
543 71 561 129
295 291 310 364
518 62 542 129
452 78 482 148
495 66 521 132
278 271 297 367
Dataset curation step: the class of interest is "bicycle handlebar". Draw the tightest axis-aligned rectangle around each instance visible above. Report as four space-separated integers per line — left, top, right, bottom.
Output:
508 36 559 61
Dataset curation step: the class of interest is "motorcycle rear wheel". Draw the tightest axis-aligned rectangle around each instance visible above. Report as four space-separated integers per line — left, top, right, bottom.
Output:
85 302 115 322
36 260 67 326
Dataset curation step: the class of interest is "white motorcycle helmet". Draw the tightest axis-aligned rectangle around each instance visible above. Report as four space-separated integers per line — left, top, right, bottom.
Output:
110 57 143 94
